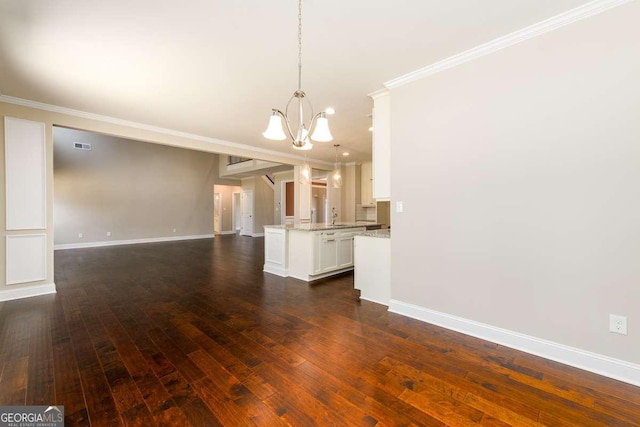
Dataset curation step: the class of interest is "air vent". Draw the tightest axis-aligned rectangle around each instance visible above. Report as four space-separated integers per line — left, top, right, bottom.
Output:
73 142 92 151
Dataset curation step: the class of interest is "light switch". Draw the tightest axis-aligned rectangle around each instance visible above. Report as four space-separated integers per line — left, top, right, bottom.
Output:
396 201 404 213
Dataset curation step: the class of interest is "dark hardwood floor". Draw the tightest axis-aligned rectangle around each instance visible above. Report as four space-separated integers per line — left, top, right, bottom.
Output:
1 236 639 426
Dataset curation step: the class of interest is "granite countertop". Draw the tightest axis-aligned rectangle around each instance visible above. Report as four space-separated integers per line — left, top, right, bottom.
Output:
264 223 374 232
355 229 391 239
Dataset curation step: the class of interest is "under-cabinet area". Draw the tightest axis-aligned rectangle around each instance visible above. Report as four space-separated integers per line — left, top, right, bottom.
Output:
264 224 367 281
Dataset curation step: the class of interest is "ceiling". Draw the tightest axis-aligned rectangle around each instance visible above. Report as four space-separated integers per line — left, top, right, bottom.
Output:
0 0 591 164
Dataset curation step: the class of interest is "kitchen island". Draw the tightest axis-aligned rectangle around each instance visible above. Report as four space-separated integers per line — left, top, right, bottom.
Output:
264 223 370 282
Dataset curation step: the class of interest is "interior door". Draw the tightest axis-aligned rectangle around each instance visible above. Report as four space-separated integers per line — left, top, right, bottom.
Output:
241 191 254 236
213 193 221 234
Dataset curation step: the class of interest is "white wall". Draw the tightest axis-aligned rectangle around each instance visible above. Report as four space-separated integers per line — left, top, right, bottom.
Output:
391 0 640 368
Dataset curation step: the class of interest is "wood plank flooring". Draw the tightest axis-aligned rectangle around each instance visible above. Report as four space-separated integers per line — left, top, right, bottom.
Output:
1 235 639 426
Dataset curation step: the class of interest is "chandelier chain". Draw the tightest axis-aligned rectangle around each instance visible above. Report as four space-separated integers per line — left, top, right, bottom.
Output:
297 0 303 91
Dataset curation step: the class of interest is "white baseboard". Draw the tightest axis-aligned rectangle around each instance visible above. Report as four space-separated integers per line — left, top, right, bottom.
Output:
0 283 56 302
54 234 214 250
252 233 265 237
217 231 237 235
263 265 288 277
389 300 640 388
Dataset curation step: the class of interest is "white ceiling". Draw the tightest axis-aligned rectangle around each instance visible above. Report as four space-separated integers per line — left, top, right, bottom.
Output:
0 0 592 164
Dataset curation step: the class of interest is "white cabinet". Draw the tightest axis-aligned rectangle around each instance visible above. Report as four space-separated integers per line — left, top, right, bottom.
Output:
319 233 338 273
360 161 375 206
337 232 355 268
283 227 365 281
371 90 391 201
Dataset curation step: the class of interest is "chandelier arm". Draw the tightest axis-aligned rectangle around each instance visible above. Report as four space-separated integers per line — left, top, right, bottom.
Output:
274 109 296 142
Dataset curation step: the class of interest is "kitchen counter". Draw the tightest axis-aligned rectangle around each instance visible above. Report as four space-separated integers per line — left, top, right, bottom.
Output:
264 222 382 232
355 229 390 239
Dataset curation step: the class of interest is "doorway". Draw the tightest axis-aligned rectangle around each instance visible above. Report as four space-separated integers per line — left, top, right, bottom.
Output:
240 190 254 236
213 193 221 234
232 192 242 233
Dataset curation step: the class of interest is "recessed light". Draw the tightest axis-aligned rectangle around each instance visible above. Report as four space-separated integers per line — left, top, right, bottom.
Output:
325 107 335 115
342 152 350 157
368 126 373 131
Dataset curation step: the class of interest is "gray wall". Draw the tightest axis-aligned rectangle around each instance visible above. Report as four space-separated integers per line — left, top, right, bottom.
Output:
54 127 240 245
391 2 640 364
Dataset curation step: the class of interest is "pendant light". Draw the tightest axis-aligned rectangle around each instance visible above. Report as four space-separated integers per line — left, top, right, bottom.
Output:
299 160 311 185
331 144 342 188
263 0 334 150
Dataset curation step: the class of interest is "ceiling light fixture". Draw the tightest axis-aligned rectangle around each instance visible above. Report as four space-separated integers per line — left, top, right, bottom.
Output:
331 144 342 188
263 0 334 150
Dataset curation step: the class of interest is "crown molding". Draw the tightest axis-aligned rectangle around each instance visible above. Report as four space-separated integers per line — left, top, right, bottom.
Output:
367 88 390 100
0 95 333 166
384 0 634 90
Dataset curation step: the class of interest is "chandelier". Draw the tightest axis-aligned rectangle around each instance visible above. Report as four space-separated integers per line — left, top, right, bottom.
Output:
262 0 334 150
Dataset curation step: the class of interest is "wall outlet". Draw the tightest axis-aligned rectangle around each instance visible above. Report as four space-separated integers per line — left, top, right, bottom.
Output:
172 228 177 233
78 233 83 238
106 231 111 237
396 201 404 213
609 314 628 335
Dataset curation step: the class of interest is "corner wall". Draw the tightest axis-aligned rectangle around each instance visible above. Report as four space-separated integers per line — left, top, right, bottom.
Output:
390 0 640 372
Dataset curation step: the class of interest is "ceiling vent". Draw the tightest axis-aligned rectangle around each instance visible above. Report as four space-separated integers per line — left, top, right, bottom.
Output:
73 142 92 151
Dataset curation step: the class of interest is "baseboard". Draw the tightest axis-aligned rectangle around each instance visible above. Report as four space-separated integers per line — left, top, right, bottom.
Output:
263 265 288 277
252 233 265 237
54 234 214 250
360 296 390 307
0 283 56 302
217 231 237 235
389 300 640 388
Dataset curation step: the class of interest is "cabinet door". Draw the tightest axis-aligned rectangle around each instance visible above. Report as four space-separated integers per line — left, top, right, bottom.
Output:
320 238 338 272
337 236 354 268
372 92 391 200
361 161 374 206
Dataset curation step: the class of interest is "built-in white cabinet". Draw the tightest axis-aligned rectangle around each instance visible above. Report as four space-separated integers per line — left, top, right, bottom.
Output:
318 232 339 273
279 226 365 281
371 90 391 201
360 161 375 206
337 232 355 268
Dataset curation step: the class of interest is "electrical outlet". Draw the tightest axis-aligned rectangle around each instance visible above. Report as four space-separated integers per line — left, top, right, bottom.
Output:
396 201 404 213
78 233 83 238
609 314 628 335
106 231 111 237
172 228 177 233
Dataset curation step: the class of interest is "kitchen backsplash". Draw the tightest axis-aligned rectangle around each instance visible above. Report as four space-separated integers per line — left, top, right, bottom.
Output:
356 204 377 221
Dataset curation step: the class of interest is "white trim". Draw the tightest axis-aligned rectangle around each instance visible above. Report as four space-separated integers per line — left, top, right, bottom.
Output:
6 234 47 284
367 88 390 99
384 0 634 89
0 95 332 166
263 265 289 277
0 283 56 302
389 300 640 388
216 231 237 235
251 233 265 238
54 234 214 250
4 117 47 230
